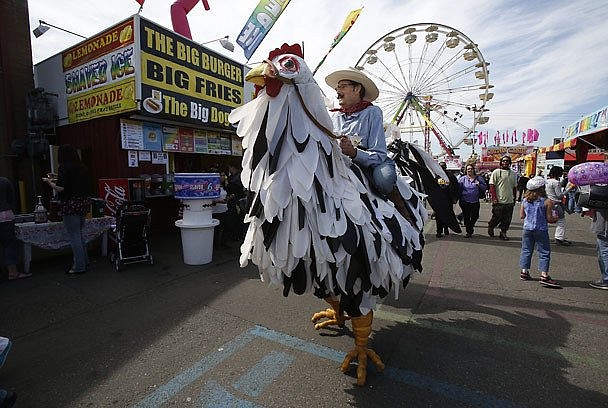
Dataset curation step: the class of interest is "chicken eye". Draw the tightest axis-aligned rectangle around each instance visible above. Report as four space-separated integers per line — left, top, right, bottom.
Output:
279 57 298 73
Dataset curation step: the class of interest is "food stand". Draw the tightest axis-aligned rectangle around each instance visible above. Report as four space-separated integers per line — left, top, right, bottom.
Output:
33 15 253 231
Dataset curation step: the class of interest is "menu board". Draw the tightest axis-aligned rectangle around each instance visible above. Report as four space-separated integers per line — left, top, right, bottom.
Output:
142 123 163 151
120 119 162 151
178 128 194 153
121 118 238 156
208 133 222 154
163 126 180 151
194 130 208 153
232 138 243 156
121 119 144 150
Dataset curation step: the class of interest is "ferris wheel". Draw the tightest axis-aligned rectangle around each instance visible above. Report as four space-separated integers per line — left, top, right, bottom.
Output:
354 23 492 157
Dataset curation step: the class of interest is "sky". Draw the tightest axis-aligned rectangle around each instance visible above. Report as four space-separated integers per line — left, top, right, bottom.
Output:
27 0 608 158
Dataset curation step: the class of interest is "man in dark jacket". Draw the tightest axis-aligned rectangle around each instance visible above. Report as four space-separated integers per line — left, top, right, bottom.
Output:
436 162 460 238
516 173 530 202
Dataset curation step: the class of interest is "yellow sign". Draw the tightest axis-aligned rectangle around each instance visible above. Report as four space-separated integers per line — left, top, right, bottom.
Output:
67 78 136 123
139 18 244 130
141 51 242 107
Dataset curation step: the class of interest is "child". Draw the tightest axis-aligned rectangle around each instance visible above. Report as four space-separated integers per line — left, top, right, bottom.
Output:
519 176 561 288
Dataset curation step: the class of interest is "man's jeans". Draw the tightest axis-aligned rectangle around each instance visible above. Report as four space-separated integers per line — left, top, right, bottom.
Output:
371 160 397 197
596 235 608 283
63 214 88 272
520 229 551 272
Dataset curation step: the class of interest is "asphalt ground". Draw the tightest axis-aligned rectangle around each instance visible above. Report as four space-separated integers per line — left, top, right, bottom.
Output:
1 202 607 407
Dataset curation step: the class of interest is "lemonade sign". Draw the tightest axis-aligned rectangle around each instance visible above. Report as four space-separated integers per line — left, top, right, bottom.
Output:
62 19 138 123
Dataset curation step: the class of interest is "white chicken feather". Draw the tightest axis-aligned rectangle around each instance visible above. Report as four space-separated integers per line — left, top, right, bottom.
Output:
228 44 428 314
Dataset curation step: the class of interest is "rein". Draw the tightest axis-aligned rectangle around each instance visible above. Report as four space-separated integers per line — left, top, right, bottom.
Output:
289 78 340 140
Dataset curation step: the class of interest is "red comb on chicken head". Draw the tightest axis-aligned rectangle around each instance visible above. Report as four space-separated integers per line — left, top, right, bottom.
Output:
246 43 304 97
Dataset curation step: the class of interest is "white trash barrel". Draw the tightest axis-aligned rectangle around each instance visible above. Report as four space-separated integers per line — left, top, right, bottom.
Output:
175 219 220 265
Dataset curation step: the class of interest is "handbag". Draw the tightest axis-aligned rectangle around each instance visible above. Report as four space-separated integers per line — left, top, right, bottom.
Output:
552 201 565 219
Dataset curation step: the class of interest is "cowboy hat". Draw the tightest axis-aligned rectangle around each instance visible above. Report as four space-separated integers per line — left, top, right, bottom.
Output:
325 68 379 102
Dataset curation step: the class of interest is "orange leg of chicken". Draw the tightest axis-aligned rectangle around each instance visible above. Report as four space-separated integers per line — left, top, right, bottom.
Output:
311 296 349 329
340 311 385 386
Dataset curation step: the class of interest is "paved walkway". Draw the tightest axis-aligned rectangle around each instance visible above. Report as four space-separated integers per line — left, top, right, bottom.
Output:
1 202 606 407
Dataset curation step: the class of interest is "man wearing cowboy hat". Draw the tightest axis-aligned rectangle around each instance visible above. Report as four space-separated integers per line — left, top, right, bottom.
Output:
325 68 398 200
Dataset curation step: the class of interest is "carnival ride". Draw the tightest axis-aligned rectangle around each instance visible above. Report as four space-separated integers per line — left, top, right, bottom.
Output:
354 23 492 158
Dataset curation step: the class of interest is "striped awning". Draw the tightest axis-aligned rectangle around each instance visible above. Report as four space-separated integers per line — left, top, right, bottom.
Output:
539 138 577 153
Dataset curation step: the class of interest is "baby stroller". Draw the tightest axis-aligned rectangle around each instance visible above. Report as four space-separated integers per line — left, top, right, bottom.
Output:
109 202 153 271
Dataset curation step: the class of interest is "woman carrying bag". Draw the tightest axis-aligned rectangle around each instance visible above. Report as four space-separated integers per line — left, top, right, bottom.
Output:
457 164 487 238
44 145 92 274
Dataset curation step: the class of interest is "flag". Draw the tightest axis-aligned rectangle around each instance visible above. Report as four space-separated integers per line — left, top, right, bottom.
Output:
135 0 144 5
236 0 292 60
312 8 363 75
532 129 539 141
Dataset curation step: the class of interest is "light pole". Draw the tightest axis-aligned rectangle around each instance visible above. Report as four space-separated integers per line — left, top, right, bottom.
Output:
33 20 86 39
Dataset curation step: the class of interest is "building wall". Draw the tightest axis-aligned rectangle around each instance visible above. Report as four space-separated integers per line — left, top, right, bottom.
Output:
0 0 34 207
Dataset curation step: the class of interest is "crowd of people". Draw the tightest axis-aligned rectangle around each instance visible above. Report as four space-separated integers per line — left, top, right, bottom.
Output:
435 157 608 290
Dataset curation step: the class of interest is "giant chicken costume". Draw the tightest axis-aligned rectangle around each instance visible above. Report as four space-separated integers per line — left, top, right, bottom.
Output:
228 44 457 386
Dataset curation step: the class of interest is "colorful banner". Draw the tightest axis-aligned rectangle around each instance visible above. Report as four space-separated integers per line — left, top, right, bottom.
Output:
564 105 608 140
139 18 244 130
539 138 577 154
481 145 534 162
236 0 291 60
312 8 362 75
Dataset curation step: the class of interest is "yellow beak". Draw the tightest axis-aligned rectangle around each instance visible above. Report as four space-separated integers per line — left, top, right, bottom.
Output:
245 62 267 86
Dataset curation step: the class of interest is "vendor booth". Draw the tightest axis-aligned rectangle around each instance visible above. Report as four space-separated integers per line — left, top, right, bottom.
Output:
535 105 608 174
33 15 254 231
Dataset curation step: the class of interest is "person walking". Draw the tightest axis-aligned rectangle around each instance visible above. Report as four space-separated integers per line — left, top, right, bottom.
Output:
589 207 608 290
519 176 561 288
457 164 487 238
435 161 460 238
516 173 529 202
488 155 518 240
545 166 571 246
0 176 31 280
44 145 92 274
